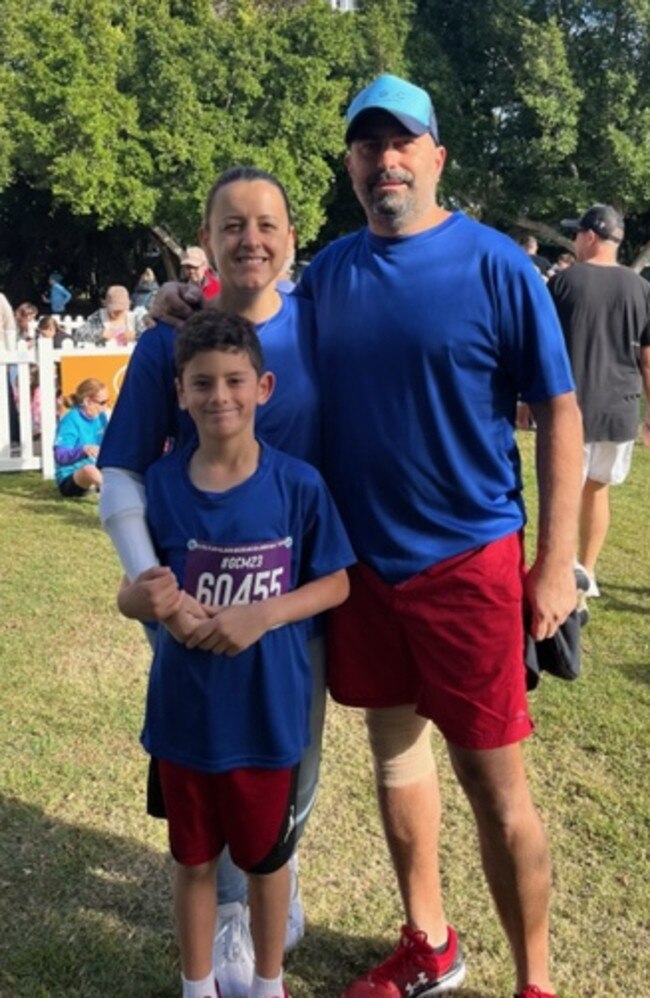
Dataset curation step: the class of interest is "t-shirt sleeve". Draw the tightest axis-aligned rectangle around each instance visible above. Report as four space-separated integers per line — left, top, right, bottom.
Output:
293 260 314 302
498 261 575 402
642 285 650 348
98 324 177 473
297 470 356 583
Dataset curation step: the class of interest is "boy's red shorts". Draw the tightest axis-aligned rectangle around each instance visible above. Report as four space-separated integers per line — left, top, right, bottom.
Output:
157 760 298 871
327 532 532 750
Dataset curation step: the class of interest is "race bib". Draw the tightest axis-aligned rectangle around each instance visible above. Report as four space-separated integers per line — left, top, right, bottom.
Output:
184 537 293 607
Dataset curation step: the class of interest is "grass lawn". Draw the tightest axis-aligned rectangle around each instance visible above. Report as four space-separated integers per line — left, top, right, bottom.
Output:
0 434 648 998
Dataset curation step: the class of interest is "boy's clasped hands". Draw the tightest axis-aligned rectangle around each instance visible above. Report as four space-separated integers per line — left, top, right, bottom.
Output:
118 567 270 656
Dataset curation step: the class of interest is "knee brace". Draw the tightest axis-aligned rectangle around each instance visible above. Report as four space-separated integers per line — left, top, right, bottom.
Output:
365 705 435 788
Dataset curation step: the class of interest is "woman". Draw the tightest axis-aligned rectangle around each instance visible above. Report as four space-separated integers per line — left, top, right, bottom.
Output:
54 378 109 496
98 167 323 998
131 267 159 310
74 285 148 346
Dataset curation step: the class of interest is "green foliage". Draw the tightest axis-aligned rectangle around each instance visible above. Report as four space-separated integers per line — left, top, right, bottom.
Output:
1 0 359 244
2 0 650 259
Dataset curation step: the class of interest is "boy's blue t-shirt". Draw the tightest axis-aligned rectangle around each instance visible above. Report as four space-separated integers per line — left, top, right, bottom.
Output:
297 212 575 583
98 293 321 472
141 441 355 773
53 407 108 483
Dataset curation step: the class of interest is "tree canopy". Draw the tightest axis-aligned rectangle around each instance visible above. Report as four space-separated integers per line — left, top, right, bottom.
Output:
1 0 649 302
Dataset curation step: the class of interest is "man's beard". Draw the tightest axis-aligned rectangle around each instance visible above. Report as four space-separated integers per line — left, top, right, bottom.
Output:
367 170 414 221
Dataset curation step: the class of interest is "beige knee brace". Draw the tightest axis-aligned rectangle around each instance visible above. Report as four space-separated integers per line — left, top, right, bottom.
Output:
365 704 435 787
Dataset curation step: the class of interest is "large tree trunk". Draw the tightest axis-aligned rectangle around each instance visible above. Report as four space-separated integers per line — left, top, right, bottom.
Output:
514 216 573 251
149 225 183 281
631 241 650 275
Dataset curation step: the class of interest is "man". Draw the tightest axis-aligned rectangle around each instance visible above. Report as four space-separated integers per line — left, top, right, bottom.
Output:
42 271 72 314
549 204 650 601
150 75 582 998
517 233 552 278
180 245 221 299
299 75 582 998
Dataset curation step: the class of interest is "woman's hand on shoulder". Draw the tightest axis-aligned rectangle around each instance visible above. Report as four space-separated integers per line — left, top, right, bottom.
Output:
149 281 203 328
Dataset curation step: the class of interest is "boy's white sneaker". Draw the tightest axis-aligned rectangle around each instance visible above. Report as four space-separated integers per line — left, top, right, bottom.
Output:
213 902 254 998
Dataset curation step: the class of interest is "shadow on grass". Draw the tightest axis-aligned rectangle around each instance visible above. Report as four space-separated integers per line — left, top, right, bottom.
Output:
1 793 492 998
0 473 103 532
610 660 650 685
600 583 650 616
0 794 175 998
288 930 488 998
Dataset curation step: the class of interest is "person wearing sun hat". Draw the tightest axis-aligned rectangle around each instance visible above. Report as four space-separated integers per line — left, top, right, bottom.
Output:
297 72 582 998
549 203 650 605
74 284 149 346
180 245 221 299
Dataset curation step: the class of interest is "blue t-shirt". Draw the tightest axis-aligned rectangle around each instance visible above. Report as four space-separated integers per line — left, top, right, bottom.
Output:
298 212 574 583
50 282 72 313
54 407 108 483
141 442 355 773
98 293 321 472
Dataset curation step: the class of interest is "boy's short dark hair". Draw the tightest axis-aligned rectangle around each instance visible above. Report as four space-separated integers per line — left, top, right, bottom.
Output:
175 310 265 377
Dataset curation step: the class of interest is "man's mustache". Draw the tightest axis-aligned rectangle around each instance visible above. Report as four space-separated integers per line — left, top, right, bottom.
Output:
368 170 413 190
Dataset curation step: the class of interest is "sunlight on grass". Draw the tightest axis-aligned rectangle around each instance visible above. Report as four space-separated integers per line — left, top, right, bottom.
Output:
1 440 649 997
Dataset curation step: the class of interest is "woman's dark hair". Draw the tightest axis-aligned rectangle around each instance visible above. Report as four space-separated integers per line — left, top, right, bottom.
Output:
175 310 265 377
202 166 293 229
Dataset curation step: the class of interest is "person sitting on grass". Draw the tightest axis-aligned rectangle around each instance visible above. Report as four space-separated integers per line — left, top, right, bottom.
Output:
53 378 109 497
117 310 354 998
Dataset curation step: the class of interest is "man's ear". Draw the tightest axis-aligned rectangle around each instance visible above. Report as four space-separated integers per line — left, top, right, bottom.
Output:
344 150 352 175
257 371 275 406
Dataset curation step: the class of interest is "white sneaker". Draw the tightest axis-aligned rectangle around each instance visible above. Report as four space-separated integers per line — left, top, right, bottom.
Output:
575 562 600 598
213 901 254 998
284 855 305 952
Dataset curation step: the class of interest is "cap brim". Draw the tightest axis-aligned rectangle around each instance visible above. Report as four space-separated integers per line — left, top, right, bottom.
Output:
560 218 581 230
346 108 430 144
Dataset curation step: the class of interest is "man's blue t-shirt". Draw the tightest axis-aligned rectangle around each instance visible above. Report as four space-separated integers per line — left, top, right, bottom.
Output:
298 212 575 583
141 442 355 773
98 293 320 471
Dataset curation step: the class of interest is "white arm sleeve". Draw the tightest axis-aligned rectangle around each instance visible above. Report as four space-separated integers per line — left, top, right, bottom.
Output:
99 466 160 579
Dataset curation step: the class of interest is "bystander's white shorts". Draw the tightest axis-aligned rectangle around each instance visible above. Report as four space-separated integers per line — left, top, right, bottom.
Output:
583 440 635 485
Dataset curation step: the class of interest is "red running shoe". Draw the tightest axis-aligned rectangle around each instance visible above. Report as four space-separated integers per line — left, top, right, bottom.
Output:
340 924 466 996
515 987 557 998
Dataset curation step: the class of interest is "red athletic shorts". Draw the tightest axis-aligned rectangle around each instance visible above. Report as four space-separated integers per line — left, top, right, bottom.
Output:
327 532 532 750
157 760 298 871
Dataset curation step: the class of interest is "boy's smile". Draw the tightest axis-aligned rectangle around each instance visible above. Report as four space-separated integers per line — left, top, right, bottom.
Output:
177 349 273 443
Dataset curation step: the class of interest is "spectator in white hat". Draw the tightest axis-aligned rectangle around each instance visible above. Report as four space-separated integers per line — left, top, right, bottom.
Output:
180 245 221 300
74 285 148 346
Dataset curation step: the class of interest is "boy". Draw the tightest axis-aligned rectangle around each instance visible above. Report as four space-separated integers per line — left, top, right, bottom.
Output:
118 310 353 998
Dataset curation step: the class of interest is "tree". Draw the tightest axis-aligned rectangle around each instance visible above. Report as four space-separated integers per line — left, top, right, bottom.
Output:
0 0 358 246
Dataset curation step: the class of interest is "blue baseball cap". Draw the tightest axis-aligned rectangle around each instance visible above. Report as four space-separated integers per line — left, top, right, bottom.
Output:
345 74 439 145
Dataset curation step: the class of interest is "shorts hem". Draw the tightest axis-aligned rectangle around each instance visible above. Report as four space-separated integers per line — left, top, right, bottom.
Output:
441 718 534 751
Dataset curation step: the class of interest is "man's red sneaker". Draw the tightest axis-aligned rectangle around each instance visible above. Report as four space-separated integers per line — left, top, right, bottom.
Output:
340 924 466 996
515 987 557 998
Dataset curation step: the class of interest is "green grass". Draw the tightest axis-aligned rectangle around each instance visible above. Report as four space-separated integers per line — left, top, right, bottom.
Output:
1 437 649 998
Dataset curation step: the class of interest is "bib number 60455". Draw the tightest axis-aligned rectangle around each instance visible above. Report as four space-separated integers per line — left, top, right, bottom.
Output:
195 567 285 607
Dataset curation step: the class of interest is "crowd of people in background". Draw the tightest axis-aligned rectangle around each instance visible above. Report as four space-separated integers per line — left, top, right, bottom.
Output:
0 255 195 450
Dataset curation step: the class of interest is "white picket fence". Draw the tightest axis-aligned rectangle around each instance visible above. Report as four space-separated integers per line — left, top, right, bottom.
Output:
0 333 133 478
